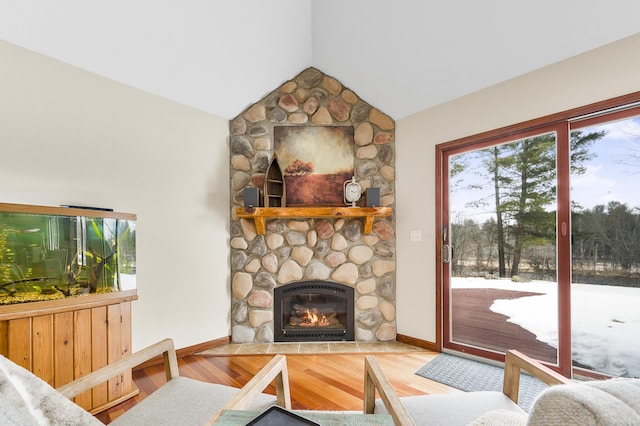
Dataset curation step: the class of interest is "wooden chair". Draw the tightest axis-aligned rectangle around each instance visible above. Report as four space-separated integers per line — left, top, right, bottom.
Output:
1 338 290 425
363 350 571 426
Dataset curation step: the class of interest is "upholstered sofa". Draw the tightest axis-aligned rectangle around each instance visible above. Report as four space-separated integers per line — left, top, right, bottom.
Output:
365 350 640 426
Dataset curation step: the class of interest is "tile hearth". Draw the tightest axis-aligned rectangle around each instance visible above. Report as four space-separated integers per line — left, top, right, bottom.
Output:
198 341 424 356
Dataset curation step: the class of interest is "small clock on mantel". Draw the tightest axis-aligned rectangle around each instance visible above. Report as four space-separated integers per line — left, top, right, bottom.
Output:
343 176 362 207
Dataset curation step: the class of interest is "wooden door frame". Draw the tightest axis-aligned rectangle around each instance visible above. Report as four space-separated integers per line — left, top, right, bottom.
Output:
435 91 640 375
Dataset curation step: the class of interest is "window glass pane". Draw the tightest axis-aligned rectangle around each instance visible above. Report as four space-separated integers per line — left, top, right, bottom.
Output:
570 116 640 377
449 132 558 363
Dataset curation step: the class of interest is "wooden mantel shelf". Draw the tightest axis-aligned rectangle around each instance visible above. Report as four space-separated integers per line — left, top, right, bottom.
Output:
235 206 392 235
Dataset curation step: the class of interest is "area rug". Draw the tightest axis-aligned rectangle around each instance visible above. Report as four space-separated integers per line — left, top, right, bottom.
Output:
416 353 548 412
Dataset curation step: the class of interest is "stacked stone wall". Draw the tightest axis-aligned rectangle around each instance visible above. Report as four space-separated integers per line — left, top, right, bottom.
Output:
229 67 396 343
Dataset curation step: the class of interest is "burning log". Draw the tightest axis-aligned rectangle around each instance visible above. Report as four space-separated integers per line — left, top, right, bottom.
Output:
288 305 341 328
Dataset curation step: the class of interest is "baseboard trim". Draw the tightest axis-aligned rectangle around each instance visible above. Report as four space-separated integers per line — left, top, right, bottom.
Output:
396 334 437 351
133 336 231 370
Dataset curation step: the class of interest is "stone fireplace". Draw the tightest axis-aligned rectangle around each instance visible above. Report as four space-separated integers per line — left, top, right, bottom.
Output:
229 67 396 343
274 280 354 342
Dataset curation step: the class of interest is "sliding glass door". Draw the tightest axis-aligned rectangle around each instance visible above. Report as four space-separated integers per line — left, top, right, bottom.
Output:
569 111 640 377
439 100 640 377
443 128 560 365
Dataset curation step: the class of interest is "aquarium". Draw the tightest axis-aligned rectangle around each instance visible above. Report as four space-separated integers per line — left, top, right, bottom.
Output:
0 204 136 305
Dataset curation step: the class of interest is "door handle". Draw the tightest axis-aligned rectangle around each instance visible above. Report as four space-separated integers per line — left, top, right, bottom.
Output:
442 244 450 263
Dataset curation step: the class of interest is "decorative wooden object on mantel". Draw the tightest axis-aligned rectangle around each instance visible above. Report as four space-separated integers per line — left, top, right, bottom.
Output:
235 206 392 235
264 155 286 207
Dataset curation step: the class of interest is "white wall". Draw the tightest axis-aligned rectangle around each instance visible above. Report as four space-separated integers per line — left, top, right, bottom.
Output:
0 1 313 119
395 32 640 343
311 1 640 120
0 39 231 350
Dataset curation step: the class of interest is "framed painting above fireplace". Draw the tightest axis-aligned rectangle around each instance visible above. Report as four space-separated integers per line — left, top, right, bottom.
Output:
274 126 355 207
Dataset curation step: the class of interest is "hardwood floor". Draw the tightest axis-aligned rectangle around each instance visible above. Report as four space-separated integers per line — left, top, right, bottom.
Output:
94 351 459 424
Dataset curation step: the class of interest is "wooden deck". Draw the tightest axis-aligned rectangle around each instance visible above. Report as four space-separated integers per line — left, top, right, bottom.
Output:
451 288 558 363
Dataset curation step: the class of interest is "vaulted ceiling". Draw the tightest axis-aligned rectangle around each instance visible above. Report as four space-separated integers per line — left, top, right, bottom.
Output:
1 1 639 120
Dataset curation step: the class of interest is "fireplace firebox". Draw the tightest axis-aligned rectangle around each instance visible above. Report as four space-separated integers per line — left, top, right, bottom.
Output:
274 281 354 342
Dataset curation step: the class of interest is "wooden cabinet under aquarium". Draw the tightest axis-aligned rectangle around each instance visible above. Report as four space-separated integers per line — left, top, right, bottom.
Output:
0 202 138 413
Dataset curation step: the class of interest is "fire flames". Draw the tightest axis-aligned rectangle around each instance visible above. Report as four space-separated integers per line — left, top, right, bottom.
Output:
300 308 331 327
301 308 317 326
289 304 337 328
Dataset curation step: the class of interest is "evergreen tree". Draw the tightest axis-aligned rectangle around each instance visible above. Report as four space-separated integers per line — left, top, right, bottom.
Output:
463 129 602 277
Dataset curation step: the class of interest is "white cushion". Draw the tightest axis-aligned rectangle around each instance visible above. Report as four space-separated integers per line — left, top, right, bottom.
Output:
376 391 524 426
527 378 640 426
110 376 277 425
469 409 528 426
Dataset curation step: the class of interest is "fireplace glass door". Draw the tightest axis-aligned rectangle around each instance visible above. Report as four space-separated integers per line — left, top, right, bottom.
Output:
274 281 354 341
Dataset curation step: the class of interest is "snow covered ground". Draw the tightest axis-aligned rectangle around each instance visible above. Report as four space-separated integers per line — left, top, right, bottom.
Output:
452 277 640 378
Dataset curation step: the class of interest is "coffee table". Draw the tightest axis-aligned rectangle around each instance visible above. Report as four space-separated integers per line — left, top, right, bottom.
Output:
214 408 394 425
